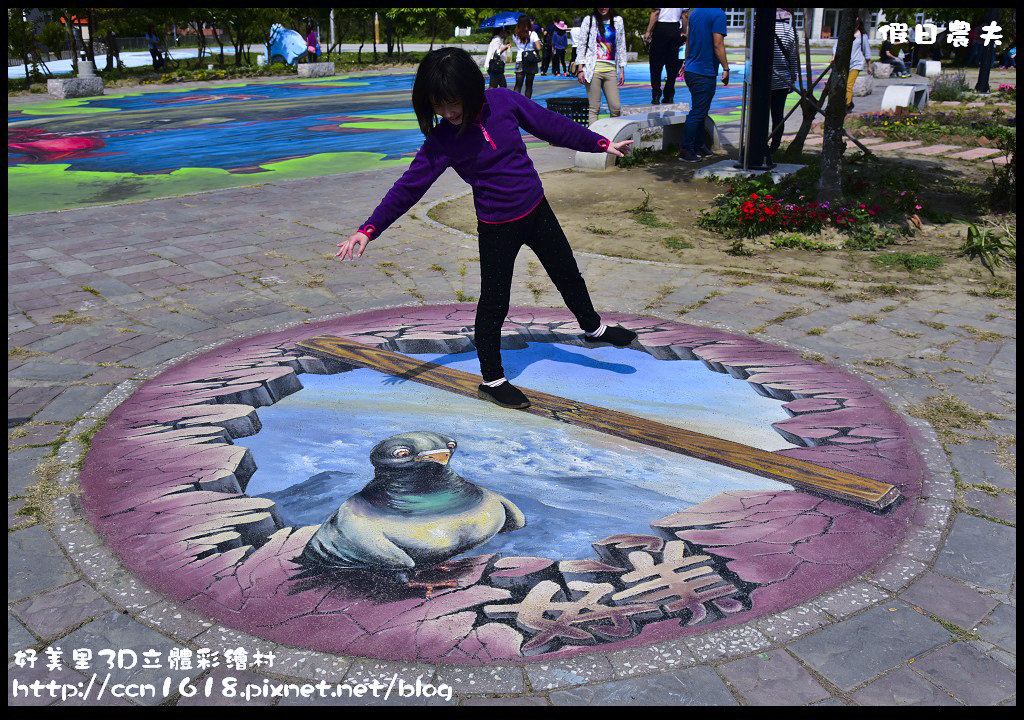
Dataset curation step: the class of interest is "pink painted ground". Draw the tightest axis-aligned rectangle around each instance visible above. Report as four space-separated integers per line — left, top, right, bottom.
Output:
78 306 925 664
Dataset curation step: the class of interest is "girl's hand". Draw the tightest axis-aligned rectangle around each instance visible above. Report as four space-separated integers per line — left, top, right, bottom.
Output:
576 69 586 85
618 69 625 87
605 139 633 157
336 231 370 261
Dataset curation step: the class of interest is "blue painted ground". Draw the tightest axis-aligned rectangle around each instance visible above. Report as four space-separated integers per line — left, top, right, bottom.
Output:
245 342 792 561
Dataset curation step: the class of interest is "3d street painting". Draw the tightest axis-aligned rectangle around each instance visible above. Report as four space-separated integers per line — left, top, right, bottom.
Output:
9 68 747 215
78 306 925 664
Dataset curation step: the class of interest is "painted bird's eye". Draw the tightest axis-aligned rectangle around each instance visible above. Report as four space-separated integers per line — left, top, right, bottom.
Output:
447 441 457 450
394 448 411 458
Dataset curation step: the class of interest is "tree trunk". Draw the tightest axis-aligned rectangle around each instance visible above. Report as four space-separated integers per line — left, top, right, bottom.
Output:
213 24 225 64
86 12 96 63
104 31 113 71
818 7 857 202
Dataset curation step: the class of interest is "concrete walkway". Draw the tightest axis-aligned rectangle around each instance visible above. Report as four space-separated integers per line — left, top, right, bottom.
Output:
8 103 1016 704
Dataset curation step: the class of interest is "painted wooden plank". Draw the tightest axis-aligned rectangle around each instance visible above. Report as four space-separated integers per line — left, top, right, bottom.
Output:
296 335 901 511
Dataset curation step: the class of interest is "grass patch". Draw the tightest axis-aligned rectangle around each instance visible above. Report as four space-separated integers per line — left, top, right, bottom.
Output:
454 290 476 303
959 325 1007 342
802 352 825 362
907 394 1001 444
429 264 447 275
626 188 670 228
771 233 836 252
770 307 809 324
664 236 694 250
920 320 947 330
9 346 46 359
893 329 921 338
852 314 879 324
585 224 614 236
806 327 827 336
678 290 722 314
80 285 102 296
302 272 325 288
51 309 93 325
969 278 1015 299
726 239 755 256
871 253 944 273
526 282 545 301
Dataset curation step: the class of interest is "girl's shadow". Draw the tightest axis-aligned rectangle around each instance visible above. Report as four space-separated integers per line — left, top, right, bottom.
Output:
380 343 637 386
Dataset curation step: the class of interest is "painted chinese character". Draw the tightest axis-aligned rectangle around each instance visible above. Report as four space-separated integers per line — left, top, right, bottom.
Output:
251 650 275 668
483 580 663 655
946 20 970 47
195 648 220 670
980 22 1003 47
610 540 745 625
14 649 38 669
141 649 162 669
915 23 939 44
877 23 909 44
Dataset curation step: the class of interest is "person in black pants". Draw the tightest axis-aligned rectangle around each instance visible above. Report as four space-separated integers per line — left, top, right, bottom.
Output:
768 9 799 165
540 20 555 75
644 8 686 104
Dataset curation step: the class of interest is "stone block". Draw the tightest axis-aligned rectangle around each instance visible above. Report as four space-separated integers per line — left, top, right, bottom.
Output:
854 72 874 96
297 61 335 78
917 60 941 78
872 62 893 79
880 83 929 112
47 77 104 99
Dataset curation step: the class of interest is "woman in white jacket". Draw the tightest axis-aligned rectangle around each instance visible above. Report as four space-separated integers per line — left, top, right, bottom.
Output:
574 8 628 126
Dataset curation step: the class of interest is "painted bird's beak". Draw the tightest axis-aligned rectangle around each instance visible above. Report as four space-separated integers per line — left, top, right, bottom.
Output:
415 450 451 465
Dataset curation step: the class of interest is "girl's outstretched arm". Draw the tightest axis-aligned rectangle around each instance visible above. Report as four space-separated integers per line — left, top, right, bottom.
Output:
341 134 451 258
503 88 632 156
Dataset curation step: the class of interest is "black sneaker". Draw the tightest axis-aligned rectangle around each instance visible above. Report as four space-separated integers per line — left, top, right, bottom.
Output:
678 148 700 163
477 382 530 409
695 145 714 158
582 325 637 348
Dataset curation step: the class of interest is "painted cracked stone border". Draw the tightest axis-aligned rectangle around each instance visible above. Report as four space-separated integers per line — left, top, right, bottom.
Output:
56 303 950 671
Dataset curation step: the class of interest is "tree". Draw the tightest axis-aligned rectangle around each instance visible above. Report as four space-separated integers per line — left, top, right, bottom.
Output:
818 7 857 202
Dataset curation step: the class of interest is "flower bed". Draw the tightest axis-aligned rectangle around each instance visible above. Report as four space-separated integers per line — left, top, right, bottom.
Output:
849 107 1015 146
698 158 922 249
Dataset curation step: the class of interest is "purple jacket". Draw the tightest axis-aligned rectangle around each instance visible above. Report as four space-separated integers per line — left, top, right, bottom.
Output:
358 88 610 239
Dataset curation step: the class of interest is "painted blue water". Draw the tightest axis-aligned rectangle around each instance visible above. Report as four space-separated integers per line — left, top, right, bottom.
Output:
243 342 792 561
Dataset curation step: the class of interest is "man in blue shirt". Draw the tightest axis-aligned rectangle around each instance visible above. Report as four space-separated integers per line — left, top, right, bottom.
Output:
679 8 730 162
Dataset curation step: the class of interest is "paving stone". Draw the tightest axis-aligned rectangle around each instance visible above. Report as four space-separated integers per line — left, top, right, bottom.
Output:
30 385 115 424
932 514 1016 592
461 695 549 705
10 424 66 448
946 147 1003 160
136 601 215 643
963 489 1016 525
524 655 615 690
59 611 203 706
948 439 1015 489
9 613 37 658
902 144 962 156
684 625 773 662
851 665 960 705
8 446 54 497
549 666 738 706
606 641 695 678
911 642 1016 705
899 571 999 629
789 602 950 691
435 665 524 694
8 525 79 603
8 361 95 382
811 581 890 619
975 603 1015 654
718 650 830 705
11 581 113 640
869 141 924 152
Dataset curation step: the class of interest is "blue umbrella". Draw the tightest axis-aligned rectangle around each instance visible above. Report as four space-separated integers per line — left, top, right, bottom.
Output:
478 11 524 30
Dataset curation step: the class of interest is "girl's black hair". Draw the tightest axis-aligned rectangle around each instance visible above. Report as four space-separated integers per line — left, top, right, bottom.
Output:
590 8 617 38
411 47 485 138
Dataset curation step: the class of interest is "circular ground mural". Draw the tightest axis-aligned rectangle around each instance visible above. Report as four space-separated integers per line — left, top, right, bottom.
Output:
79 306 924 664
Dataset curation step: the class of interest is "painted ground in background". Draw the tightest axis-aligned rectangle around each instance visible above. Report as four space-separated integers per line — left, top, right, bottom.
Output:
8 65 747 214
78 306 925 664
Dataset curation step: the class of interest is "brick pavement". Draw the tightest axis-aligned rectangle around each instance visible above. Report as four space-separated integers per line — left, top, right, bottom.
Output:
8 118 1016 705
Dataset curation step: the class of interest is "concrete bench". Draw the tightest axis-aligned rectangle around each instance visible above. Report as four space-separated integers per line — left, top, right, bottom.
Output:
297 62 335 78
916 59 941 78
575 107 721 170
48 77 104 98
880 83 929 112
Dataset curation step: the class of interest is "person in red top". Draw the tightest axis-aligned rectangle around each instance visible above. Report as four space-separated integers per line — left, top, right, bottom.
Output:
336 48 637 410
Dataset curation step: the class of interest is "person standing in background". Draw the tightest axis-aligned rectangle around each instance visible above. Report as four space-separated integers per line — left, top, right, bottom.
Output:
552 21 569 76
678 7 729 162
485 27 511 88
767 8 799 166
575 8 628 126
834 18 870 112
511 16 542 99
569 18 583 71
540 18 555 75
644 8 687 104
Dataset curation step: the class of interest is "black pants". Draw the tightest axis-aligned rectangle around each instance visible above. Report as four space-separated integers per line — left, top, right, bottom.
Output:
650 22 683 102
475 198 601 381
552 49 566 74
513 72 535 98
540 43 553 73
769 89 789 154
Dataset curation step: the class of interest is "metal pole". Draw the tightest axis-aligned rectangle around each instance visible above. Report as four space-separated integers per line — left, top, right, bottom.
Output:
744 7 776 169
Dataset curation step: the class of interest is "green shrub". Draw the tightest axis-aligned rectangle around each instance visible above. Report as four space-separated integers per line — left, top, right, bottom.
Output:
960 223 1016 275
989 131 1016 212
771 233 836 251
870 253 944 272
929 70 970 101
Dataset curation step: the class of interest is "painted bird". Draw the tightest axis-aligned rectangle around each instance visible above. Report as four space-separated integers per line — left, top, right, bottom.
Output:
300 431 525 579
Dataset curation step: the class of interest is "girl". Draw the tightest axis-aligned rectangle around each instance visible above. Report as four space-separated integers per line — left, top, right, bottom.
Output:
485 27 511 89
335 48 637 410
575 8 627 126
511 16 542 99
